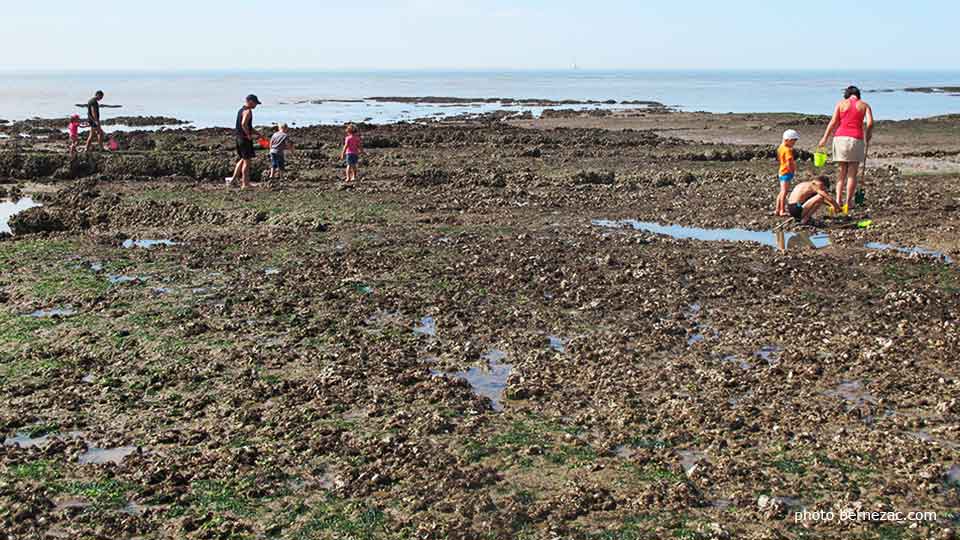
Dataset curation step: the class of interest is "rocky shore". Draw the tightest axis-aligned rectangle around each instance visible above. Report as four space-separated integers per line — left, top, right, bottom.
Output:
869 87 960 96
0 108 958 539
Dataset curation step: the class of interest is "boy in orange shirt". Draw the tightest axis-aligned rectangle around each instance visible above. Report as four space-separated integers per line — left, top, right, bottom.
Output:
776 130 800 217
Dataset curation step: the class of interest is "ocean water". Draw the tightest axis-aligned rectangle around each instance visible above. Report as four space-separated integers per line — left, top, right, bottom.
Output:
1 70 958 128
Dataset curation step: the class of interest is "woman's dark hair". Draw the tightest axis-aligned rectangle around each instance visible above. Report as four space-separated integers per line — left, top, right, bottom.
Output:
844 86 861 99
816 175 831 191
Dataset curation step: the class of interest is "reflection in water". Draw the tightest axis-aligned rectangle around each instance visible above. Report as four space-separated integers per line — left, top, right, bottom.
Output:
29 307 77 318
865 242 953 264
413 316 436 337
78 445 137 465
775 230 830 252
122 239 177 249
595 220 829 251
108 275 146 285
432 349 512 412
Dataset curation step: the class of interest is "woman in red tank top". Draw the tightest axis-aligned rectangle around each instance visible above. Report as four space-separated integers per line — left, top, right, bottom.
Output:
818 86 875 211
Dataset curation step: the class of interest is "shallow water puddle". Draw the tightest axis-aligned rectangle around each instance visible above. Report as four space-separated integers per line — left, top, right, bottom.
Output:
0 197 41 235
758 495 803 510
685 302 717 347
414 316 437 337
947 464 960 486
754 345 783 366
109 275 147 285
722 354 753 371
593 219 830 251
122 239 177 249
484 349 507 362
548 335 566 353
824 380 877 408
678 449 707 475
861 407 895 426
908 431 936 444
615 438 672 459
121 501 148 516
4 432 52 448
907 431 960 451
721 346 781 369
29 307 77 318
79 445 137 465
54 497 92 513
432 349 513 411
866 242 954 264
4 430 83 448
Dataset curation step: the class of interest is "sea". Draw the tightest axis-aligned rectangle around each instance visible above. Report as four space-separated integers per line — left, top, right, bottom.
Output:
1 70 958 129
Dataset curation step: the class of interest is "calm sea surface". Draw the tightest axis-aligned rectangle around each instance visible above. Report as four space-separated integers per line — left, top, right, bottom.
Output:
1 70 958 128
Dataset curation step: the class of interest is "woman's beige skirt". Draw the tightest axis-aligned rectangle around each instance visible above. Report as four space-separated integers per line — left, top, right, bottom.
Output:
833 136 866 163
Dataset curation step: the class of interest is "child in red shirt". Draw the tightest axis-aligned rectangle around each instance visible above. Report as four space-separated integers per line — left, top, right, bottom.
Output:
340 124 363 182
68 114 85 159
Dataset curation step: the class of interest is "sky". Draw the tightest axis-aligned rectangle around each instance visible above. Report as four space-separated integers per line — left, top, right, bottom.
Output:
3 0 958 71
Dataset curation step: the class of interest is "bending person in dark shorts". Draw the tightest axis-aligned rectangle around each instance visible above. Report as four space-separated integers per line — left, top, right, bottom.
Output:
787 175 841 225
84 90 105 152
227 94 262 190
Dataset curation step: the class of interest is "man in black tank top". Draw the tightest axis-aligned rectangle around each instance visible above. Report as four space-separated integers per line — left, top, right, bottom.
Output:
227 94 262 189
84 90 105 152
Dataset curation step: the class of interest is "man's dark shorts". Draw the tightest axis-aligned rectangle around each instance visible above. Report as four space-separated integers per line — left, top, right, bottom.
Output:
236 138 255 160
788 202 804 221
88 119 100 130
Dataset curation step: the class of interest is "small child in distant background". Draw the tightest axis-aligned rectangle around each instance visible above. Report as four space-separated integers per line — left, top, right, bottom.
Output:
68 114 85 159
340 124 363 182
269 123 293 181
776 129 800 217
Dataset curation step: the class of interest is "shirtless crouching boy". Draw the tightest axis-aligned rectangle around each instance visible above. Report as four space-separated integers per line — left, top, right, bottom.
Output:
787 175 842 225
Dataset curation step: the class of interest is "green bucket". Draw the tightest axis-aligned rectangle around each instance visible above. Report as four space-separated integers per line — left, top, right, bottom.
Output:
813 148 829 168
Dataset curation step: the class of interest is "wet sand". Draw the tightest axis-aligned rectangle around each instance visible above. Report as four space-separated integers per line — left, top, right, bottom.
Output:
1 109 958 539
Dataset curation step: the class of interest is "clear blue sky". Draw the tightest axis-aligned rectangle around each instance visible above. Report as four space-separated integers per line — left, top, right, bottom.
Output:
4 0 957 70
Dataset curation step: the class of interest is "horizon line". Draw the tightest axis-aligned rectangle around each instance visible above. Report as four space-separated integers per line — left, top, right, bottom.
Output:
2 67 960 74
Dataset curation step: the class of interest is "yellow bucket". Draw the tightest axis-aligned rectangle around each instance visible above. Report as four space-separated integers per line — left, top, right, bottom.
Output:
813 147 829 168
